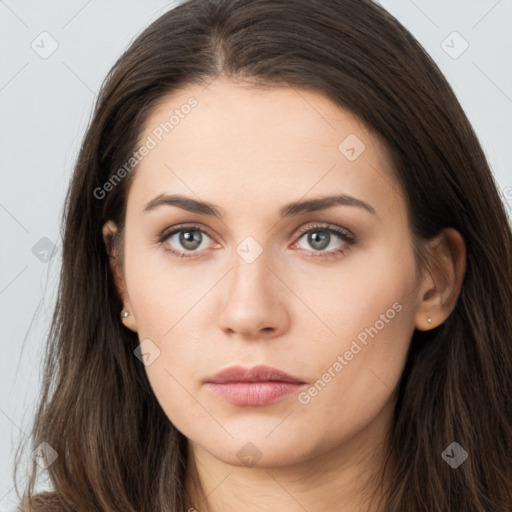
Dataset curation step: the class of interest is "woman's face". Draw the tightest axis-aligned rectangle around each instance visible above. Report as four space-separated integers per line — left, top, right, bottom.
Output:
112 76 426 468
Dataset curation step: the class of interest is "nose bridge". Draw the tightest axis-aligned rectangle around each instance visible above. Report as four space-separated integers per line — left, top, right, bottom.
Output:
217 237 289 337
228 240 275 305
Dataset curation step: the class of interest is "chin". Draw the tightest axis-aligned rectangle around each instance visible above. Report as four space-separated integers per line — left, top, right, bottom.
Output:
186 422 325 469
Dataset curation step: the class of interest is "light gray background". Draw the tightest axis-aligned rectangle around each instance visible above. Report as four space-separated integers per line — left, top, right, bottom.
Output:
1 0 511 509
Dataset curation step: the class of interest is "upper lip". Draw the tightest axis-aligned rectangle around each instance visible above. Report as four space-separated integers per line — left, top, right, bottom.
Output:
205 365 305 384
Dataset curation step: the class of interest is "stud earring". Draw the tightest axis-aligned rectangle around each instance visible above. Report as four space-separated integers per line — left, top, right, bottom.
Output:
427 316 432 324
120 309 130 320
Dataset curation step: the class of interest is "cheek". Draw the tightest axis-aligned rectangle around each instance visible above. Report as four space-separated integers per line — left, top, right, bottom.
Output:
123 243 227 432
124 236 215 338
289 242 418 404
291 236 417 351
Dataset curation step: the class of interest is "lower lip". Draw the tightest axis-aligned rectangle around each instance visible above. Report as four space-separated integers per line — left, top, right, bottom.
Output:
206 381 304 406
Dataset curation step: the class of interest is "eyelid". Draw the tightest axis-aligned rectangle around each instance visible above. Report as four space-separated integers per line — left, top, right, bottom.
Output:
293 222 356 243
159 222 216 240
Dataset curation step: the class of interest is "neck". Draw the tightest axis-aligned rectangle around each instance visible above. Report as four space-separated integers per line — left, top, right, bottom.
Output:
184 397 395 512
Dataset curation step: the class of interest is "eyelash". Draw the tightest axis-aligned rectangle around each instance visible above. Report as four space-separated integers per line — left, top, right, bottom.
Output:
157 223 356 260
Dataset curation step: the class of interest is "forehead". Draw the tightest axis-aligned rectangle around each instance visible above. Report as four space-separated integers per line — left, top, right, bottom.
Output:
128 76 403 219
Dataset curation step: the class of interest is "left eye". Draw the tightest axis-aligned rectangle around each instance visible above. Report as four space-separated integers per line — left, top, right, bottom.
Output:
293 226 355 255
297 230 338 251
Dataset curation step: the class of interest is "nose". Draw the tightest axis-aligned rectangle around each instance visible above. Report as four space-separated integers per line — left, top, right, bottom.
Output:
217 250 290 339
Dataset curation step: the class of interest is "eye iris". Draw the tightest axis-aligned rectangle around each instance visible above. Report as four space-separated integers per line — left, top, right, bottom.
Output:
180 229 202 250
308 231 330 250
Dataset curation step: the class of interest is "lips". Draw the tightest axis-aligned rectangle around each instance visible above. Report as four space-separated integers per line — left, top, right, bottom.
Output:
204 365 306 406
205 364 305 384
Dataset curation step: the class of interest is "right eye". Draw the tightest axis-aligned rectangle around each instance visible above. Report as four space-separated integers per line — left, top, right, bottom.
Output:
158 224 220 259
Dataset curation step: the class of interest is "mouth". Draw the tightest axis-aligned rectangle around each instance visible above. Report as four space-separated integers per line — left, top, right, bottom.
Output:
204 364 307 406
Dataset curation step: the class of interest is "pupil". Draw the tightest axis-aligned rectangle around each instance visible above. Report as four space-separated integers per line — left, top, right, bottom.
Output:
181 230 201 249
309 231 329 250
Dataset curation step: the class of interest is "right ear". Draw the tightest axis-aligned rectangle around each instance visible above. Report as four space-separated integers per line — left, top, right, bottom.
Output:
102 221 137 332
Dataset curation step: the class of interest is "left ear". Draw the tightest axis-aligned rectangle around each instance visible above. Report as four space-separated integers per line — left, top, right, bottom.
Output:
414 228 467 331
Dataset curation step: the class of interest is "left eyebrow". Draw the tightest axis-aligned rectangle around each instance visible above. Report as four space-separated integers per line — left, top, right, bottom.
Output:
142 193 377 218
279 194 377 217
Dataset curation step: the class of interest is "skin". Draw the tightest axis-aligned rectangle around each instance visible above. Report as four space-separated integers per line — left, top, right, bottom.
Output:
103 75 466 512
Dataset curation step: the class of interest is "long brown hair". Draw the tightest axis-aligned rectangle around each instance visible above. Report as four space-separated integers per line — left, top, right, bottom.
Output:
14 0 512 510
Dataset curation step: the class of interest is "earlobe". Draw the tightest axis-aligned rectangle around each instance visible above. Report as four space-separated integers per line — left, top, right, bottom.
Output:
120 308 138 332
414 228 466 331
102 221 138 333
